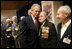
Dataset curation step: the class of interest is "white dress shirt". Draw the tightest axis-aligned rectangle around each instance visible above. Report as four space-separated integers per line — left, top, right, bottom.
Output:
31 14 35 23
61 19 71 38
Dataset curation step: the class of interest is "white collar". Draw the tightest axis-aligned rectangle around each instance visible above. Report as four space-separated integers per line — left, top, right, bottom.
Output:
62 19 71 27
31 14 35 22
65 19 71 27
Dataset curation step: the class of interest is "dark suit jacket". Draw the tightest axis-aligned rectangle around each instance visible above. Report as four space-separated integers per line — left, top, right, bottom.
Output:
39 19 57 48
17 15 40 48
57 23 72 48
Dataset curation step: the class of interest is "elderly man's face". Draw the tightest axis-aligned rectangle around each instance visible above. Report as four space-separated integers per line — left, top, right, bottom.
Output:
56 9 68 22
38 12 46 23
32 6 40 18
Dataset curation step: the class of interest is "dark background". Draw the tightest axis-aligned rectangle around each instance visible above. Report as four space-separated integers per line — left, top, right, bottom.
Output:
17 1 41 22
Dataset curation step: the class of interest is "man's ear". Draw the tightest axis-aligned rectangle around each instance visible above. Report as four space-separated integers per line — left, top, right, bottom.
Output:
65 13 69 17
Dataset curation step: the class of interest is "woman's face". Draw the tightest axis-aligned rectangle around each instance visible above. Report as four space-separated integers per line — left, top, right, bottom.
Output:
38 12 46 23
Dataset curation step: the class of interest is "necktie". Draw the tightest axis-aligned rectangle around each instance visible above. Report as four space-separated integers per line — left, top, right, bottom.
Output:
35 19 37 28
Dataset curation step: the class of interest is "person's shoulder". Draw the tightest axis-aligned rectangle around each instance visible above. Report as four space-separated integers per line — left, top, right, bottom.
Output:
48 21 55 26
45 20 55 28
24 15 31 20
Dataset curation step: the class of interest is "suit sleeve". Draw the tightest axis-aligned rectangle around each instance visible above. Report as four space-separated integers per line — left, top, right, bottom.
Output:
18 19 29 48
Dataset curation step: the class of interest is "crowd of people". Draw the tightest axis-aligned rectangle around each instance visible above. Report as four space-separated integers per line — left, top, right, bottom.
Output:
1 3 71 48
1 16 25 48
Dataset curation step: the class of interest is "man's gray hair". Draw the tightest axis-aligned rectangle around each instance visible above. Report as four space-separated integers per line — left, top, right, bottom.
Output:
58 5 71 16
6 18 11 22
31 3 41 11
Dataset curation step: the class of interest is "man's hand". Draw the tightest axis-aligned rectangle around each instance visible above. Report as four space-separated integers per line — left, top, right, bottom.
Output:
14 35 17 39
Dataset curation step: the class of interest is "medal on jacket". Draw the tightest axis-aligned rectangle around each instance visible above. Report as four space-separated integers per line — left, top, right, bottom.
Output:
15 27 19 31
41 27 49 39
6 27 12 36
6 27 12 31
14 25 19 31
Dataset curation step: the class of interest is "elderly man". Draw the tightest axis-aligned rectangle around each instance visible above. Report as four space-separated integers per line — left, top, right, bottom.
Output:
12 16 19 38
12 16 19 48
19 3 41 48
56 5 71 48
5 19 15 48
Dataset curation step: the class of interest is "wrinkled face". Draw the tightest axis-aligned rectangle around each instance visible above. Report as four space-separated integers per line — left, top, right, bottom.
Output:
38 12 46 23
31 6 40 18
56 9 68 23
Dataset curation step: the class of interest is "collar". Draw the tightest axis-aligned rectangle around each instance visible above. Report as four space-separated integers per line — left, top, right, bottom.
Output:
65 19 71 27
31 14 35 22
62 19 71 27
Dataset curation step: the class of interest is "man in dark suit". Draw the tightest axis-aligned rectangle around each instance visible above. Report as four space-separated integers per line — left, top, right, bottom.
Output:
19 3 41 48
56 5 71 48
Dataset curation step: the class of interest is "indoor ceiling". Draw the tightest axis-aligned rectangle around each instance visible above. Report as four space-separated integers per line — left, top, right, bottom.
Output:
1 1 32 10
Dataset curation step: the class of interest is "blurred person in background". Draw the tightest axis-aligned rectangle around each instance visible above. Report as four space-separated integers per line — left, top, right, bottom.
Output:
20 16 25 21
5 18 15 48
1 20 6 48
12 16 20 48
28 9 32 16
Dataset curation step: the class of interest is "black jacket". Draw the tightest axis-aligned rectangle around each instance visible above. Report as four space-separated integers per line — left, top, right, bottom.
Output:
57 23 72 48
17 15 40 48
39 19 57 48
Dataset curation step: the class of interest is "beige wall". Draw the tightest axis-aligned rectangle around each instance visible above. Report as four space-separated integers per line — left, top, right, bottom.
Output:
41 1 63 30
1 10 17 20
53 1 63 29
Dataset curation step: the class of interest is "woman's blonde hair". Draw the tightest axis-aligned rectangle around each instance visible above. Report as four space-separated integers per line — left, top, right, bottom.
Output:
28 9 31 16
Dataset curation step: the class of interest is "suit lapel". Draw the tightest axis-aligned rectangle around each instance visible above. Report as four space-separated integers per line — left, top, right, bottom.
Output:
57 23 62 41
36 20 40 32
29 15 40 34
29 16 36 30
62 23 71 40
